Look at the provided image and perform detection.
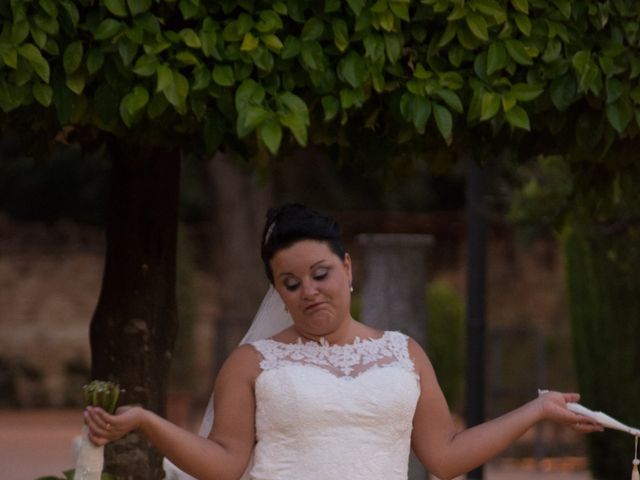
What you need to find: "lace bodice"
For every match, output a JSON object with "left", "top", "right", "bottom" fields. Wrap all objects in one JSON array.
[{"left": 249, "top": 331, "right": 421, "bottom": 480}]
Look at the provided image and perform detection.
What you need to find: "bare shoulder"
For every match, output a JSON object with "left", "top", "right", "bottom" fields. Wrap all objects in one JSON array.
[
  {"left": 216, "top": 343, "right": 263, "bottom": 384},
  {"left": 405, "top": 336, "right": 435, "bottom": 378}
]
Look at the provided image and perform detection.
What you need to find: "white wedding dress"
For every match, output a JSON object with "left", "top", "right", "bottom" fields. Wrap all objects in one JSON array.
[{"left": 247, "top": 330, "right": 420, "bottom": 480}]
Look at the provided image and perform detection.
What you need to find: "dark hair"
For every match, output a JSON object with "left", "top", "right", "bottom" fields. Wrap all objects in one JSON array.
[{"left": 261, "top": 203, "right": 345, "bottom": 284}]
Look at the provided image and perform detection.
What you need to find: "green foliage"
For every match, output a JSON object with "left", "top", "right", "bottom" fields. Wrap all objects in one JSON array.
[
  {"left": 425, "top": 281, "right": 465, "bottom": 411},
  {"left": 2, "top": 0, "right": 639, "bottom": 158}
]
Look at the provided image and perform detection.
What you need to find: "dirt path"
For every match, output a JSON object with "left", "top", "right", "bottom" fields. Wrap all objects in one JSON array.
[{"left": 0, "top": 409, "right": 591, "bottom": 480}]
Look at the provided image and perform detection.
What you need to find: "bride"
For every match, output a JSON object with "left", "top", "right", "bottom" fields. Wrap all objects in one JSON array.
[{"left": 83, "top": 204, "right": 603, "bottom": 480}]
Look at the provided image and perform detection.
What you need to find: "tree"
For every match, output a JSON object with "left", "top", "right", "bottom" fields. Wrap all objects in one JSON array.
[{"left": 2, "top": 0, "right": 640, "bottom": 477}]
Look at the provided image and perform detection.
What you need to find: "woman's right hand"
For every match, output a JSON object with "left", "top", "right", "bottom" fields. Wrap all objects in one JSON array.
[{"left": 84, "top": 405, "right": 145, "bottom": 446}]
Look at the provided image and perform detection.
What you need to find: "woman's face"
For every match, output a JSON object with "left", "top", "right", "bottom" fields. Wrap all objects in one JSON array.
[{"left": 270, "top": 240, "right": 352, "bottom": 337}]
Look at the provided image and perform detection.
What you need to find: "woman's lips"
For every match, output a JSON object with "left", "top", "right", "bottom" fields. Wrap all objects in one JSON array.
[{"left": 304, "top": 301, "right": 326, "bottom": 313}]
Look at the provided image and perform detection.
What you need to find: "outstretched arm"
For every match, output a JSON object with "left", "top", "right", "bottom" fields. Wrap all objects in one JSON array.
[
  {"left": 408, "top": 340, "right": 602, "bottom": 480},
  {"left": 84, "top": 344, "right": 261, "bottom": 480}
]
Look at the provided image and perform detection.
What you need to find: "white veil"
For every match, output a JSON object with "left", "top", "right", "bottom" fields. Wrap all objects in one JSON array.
[{"left": 164, "top": 286, "right": 293, "bottom": 480}]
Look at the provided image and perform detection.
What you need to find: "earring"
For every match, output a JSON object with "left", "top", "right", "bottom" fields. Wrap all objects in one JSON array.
[{"left": 349, "top": 284, "right": 354, "bottom": 293}]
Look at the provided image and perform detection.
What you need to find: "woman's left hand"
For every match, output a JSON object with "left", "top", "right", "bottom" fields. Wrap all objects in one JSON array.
[{"left": 536, "top": 391, "right": 604, "bottom": 434}]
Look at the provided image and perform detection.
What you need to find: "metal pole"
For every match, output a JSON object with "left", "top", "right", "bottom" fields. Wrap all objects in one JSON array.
[{"left": 465, "top": 156, "right": 487, "bottom": 479}]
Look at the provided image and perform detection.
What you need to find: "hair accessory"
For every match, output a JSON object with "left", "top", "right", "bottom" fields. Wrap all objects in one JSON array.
[{"left": 264, "top": 220, "right": 276, "bottom": 245}]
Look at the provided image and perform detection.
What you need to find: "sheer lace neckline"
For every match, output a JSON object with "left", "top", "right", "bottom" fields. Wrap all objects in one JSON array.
[
  {"left": 253, "top": 330, "right": 416, "bottom": 378},
  {"left": 270, "top": 330, "right": 390, "bottom": 348}
]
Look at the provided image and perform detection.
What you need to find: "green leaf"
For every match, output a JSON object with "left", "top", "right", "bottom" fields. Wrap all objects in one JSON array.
[
  {"left": 346, "top": 0, "right": 365, "bottom": 15},
  {"left": 471, "top": 0, "right": 505, "bottom": 18},
  {"left": 501, "top": 93, "right": 516, "bottom": 111},
  {"left": 104, "top": 0, "right": 128, "bottom": 17},
  {"left": 191, "top": 65, "right": 210, "bottom": 90},
  {"left": 132, "top": 53, "right": 157, "bottom": 76},
  {"left": 433, "top": 103, "right": 453, "bottom": 141},
  {"left": 412, "top": 96, "right": 432, "bottom": 133},
  {"left": 278, "top": 92, "right": 309, "bottom": 123},
  {"left": 279, "top": 112, "right": 307, "bottom": 145},
  {"left": 513, "top": 12, "right": 531, "bottom": 36},
  {"left": 238, "top": 105, "right": 269, "bottom": 137},
  {"left": 487, "top": 41, "right": 507, "bottom": 75},
  {"left": 510, "top": 0, "right": 528, "bottom": 14},
  {"left": 118, "top": 37, "right": 138, "bottom": 67},
  {"left": 321, "top": 95, "right": 339, "bottom": 121},
  {"left": 300, "top": 40, "right": 324, "bottom": 70},
  {"left": 606, "top": 77, "right": 624, "bottom": 104},
  {"left": 163, "top": 70, "right": 189, "bottom": 108},
  {"left": 38, "top": 0, "right": 58, "bottom": 17},
  {"left": 550, "top": 74, "right": 576, "bottom": 111},
  {"left": 212, "top": 65, "right": 235, "bottom": 87},
  {"left": 389, "top": 1, "right": 410, "bottom": 21},
  {"left": 33, "top": 82, "right": 53, "bottom": 106},
  {"left": 480, "top": 92, "right": 501, "bottom": 120},
  {"left": 571, "top": 50, "right": 590, "bottom": 74},
  {"left": 606, "top": 98, "right": 633, "bottom": 134},
  {"left": 127, "top": 0, "right": 152, "bottom": 16},
  {"left": 63, "top": 41, "right": 83, "bottom": 74},
  {"left": 156, "top": 64, "right": 173, "bottom": 92},
  {"left": 281, "top": 36, "right": 301, "bottom": 59},
  {"left": 504, "top": 105, "right": 530, "bottom": 130},
  {"left": 33, "top": 14, "right": 59, "bottom": 35},
  {"left": 86, "top": 49, "right": 104, "bottom": 75},
  {"left": 147, "top": 91, "right": 168, "bottom": 118},
  {"left": 505, "top": 39, "right": 532, "bottom": 65},
  {"left": 434, "top": 89, "right": 463, "bottom": 113},
  {"left": 180, "top": 28, "right": 202, "bottom": 48},
  {"left": 465, "top": 12, "right": 489, "bottom": 41},
  {"left": 338, "top": 51, "right": 367, "bottom": 88},
  {"left": 200, "top": 29, "right": 217, "bottom": 58},
  {"left": 510, "top": 83, "right": 543, "bottom": 101},
  {"left": 240, "top": 32, "right": 260, "bottom": 52},
  {"left": 120, "top": 85, "right": 150, "bottom": 126},
  {"left": 66, "top": 70, "right": 85, "bottom": 94},
  {"left": 262, "top": 34, "right": 284, "bottom": 52},
  {"left": 256, "top": 11, "right": 283, "bottom": 33},
  {"left": 364, "top": 34, "right": 385, "bottom": 62},
  {"left": 554, "top": 0, "right": 571, "bottom": 19},
  {"left": 60, "top": 0, "right": 80, "bottom": 27},
  {"left": 11, "top": 19, "right": 30, "bottom": 44},
  {"left": 438, "top": 22, "right": 458, "bottom": 47},
  {"left": 30, "top": 25, "right": 47, "bottom": 49},
  {"left": 378, "top": 10, "right": 395, "bottom": 32},
  {"left": 235, "top": 79, "right": 265, "bottom": 112},
  {"left": 0, "top": 47, "right": 18, "bottom": 69},
  {"left": 94, "top": 19, "right": 124, "bottom": 40},
  {"left": 259, "top": 120, "right": 282, "bottom": 154},
  {"left": 18, "top": 43, "right": 50, "bottom": 82},
  {"left": 251, "top": 46, "right": 274, "bottom": 72},
  {"left": 384, "top": 33, "right": 402, "bottom": 63},
  {"left": 332, "top": 19, "right": 349, "bottom": 52},
  {"left": 301, "top": 18, "right": 324, "bottom": 41}
]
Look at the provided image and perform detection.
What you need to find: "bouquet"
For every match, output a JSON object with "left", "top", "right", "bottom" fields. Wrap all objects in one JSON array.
[{"left": 74, "top": 380, "right": 121, "bottom": 480}]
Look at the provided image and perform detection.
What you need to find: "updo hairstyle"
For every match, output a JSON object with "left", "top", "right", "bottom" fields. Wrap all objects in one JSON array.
[{"left": 261, "top": 204, "right": 345, "bottom": 284}]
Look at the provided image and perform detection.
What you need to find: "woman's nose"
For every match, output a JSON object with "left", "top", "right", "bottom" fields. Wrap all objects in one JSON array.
[{"left": 301, "top": 280, "right": 318, "bottom": 298}]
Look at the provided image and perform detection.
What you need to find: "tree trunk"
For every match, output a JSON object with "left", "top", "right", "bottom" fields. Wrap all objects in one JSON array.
[
  {"left": 90, "top": 139, "right": 181, "bottom": 479},
  {"left": 565, "top": 227, "right": 640, "bottom": 479}
]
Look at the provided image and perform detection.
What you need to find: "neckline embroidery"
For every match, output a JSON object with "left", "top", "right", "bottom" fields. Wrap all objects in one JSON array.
[
  {"left": 268, "top": 330, "right": 391, "bottom": 349},
  {"left": 253, "top": 331, "right": 415, "bottom": 378}
]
